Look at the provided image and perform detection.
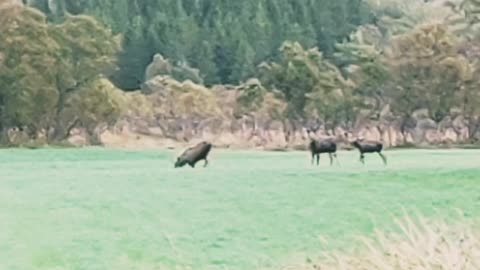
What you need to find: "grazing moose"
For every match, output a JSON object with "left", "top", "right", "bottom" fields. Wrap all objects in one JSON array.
[
  {"left": 174, "top": 141, "right": 212, "bottom": 168},
  {"left": 350, "top": 137, "right": 387, "bottom": 165},
  {"left": 307, "top": 129, "right": 339, "bottom": 166}
]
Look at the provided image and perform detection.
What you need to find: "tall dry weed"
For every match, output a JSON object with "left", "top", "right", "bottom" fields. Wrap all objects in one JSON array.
[{"left": 283, "top": 212, "right": 480, "bottom": 270}]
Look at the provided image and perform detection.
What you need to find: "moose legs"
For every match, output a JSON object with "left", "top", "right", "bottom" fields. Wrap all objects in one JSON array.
[
  {"left": 358, "top": 152, "right": 386, "bottom": 165},
  {"left": 359, "top": 153, "right": 365, "bottom": 164},
  {"left": 312, "top": 153, "right": 338, "bottom": 166},
  {"left": 378, "top": 152, "right": 387, "bottom": 165},
  {"left": 332, "top": 153, "right": 339, "bottom": 165},
  {"left": 311, "top": 153, "right": 320, "bottom": 166},
  {"left": 188, "top": 158, "right": 209, "bottom": 168}
]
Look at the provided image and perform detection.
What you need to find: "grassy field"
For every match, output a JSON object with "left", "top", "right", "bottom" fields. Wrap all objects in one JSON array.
[{"left": 0, "top": 148, "right": 479, "bottom": 270}]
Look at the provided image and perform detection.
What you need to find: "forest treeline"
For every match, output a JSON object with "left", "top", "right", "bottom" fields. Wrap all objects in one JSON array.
[
  {"left": 2, "top": 0, "right": 480, "bottom": 146},
  {"left": 23, "top": 0, "right": 375, "bottom": 88}
]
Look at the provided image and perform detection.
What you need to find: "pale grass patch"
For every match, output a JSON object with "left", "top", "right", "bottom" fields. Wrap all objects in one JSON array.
[{"left": 283, "top": 212, "right": 480, "bottom": 270}]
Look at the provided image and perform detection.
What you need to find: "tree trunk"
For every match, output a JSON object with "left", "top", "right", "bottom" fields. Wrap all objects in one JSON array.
[
  {"left": 282, "top": 119, "right": 290, "bottom": 143},
  {"left": 400, "top": 115, "right": 412, "bottom": 145},
  {"left": 86, "top": 128, "right": 103, "bottom": 146},
  {"left": 245, "top": 115, "right": 257, "bottom": 141},
  {"left": 26, "top": 124, "right": 39, "bottom": 140},
  {"left": 50, "top": 74, "right": 91, "bottom": 143},
  {"left": 51, "top": 90, "right": 68, "bottom": 142},
  {"left": 400, "top": 121, "right": 408, "bottom": 145},
  {"left": 467, "top": 116, "right": 480, "bottom": 142},
  {"left": 0, "top": 127, "right": 10, "bottom": 147},
  {"left": 378, "top": 126, "right": 385, "bottom": 144}
]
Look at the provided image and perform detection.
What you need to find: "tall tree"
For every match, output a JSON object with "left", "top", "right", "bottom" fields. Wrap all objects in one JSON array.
[
  {"left": 259, "top": 41, "right": 350, "bottom": 128},
  {"left": 385, "top": 23, "right": 469, "bottom": 139},
  {"left": 0, "top": 4, "right": 121, "bottom": 143}
]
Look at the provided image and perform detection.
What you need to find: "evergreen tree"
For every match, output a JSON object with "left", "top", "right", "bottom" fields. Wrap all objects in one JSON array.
[{"left": 24, "top": 0, "right": 375, "bottom": 87}]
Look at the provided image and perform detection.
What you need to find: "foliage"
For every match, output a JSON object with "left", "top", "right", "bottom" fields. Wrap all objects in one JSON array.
[
  {"left": 0, "top": 4, "right": 120, "bottom": 144},
  {"left": 444, "top": 0, "right": 480, "bottom": 38},
  {"left": 334, "top": 25, "right": 390, "bottom": 122},
  {"left": 367, "top": 0, "right": 456, "bottom": 35},
  {"left": 65, "top": 79, "right": 124, "bottom": 144},
  {"left": 0, "top": 6, "right": 60, "bottom": 139},
  {"left": 121, "top": 91, "right": 155, "bottom": 121},
  {"left": 4, "top": 0, "right": 480, "bottom": 144},
  {"left": 386, "top": 23, "right": 468, "bottom": 123},
  {"left": 153, "top": 77, "right": 221, "bottom": 119},
  {"left": 24, "top": 0, "right": 375, "bottom": 87},
  {"left": 144, "top": 53, "right": 203, "bottom": 84},
  {"left": 234, "top": 78, "right": 287, "bottom": 128},
  {"left": 457, "top": 36, "right": 480, "bottom": 140},
  {"left": 234, "top": 78, "right": 268, "bottom": 118},
  {"left": 259, "top": 41, "right": 351, "bottom": 128},
  {"left": 257, "top": 92, "right": 287, "bottom": 123},
  {"left": 135, "top": 76, "right": 223, "bottom": 140}
]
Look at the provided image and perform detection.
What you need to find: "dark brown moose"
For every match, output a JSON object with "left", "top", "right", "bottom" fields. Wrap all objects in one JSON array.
[{"left": 174, "top": 141, "right": 213, "bottom": 168}]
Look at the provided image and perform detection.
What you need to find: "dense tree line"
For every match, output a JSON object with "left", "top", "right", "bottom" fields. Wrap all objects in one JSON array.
[
  {"left": 246, "top": 0, "right": 480, "bottom": 142},
  {"left": 22, "top": 0, "right": 375, "bottom": 88},
  {"left": 3, "top": 0, "right": 480, "bottom": 147}
]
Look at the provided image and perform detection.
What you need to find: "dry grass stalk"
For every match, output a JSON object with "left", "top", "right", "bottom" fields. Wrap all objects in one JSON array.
[{"left": 290, "top": 213, "right": 480, "bottom": 270}]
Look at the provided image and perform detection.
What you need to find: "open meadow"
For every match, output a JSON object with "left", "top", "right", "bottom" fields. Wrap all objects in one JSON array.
[{"left": 0, "top": 148, "right": 479, "bottom": 270}]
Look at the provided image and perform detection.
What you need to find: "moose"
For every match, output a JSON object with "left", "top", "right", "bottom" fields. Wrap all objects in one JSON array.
[
  {"left": 349, "top": 137, "right": 387, "bottom": 165},
  {"left": 174, "top": 141, "right": 212, "bottom": 168},
  {"left": 307, "top": 128, "right": 339, "bottom": 166}
]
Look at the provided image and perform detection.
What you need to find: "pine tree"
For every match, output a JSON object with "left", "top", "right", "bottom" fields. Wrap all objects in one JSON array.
[{"left": 23, "top": 0, "right": 376, "bottom": 86}]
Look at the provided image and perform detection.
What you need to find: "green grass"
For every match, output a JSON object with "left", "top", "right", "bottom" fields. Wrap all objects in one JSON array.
[{"left": 0, "top": 148, "right": 479, "bottom": 270}]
